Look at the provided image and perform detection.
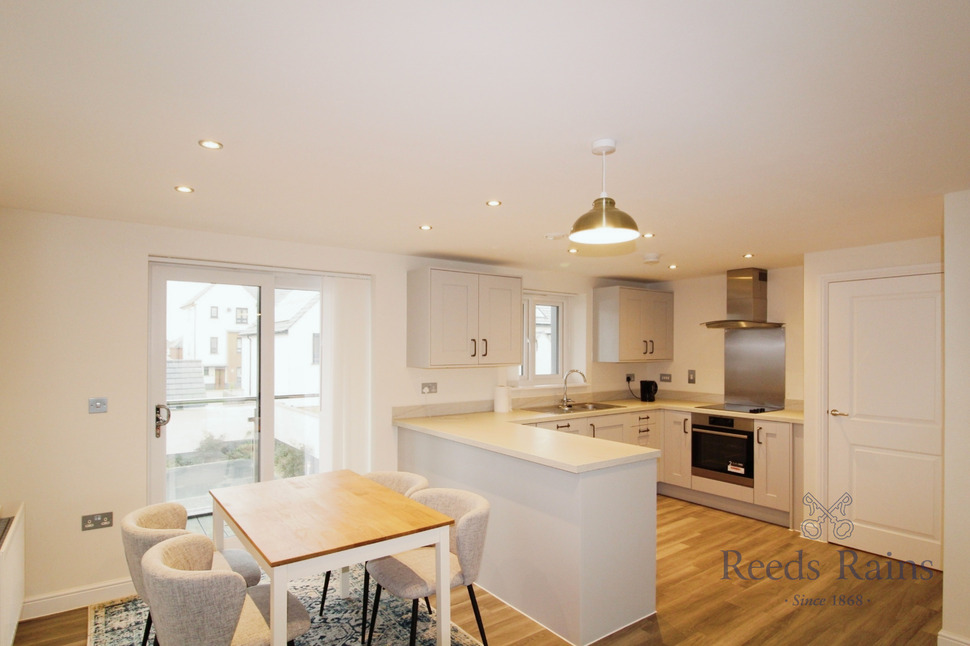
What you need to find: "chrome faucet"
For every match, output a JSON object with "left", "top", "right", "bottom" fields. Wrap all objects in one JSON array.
[{"left": 561, "top": 369, "right": 588, "bottom": 406}]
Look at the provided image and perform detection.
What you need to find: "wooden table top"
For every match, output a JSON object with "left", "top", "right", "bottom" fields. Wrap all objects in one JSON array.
[{"left": 210, "top": 470, "right": 454, "bottom": 567}]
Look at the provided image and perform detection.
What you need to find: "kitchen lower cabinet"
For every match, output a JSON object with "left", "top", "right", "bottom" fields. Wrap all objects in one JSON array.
[
  {"left": 753, "top": 421, "right": 791, "bottom": 511},
  {"left": 589, "top": 413, "right": 632, "bottom": 443},
  {"left": 536, "top": 417, "right": 589, "bottom": 435},
  {"left": 662, "top": 411, "right": 691, "bottom": 487},
  {"left": 632, "top": 411, "right": 663, "bottom": 475}
]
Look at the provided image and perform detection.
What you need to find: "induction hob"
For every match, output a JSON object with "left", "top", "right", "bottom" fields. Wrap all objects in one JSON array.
[{"left": 697, "top": 403, "right": 782, "bottom": 414}]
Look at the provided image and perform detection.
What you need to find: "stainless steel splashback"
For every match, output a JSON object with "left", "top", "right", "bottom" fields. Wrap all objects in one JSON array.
[{"left": 724, "top": 327, "right": 785, "bottom": 410}]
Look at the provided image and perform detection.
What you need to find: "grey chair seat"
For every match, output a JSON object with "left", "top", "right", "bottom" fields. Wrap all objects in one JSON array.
[{"left": 366, "top": 548, "right": 463, "bottom": 599}]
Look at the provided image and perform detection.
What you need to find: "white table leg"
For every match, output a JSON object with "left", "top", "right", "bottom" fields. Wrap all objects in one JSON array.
[
  {"left": 435, "top": 526, "right": 451, "bottom": 645},
  {"left": 340, "top": 565, "right": 350, "bottom": 598},
  {"left": 212, "top": 506, "right": 225, "bottom": 551},
  {"left": 271, "top": 565, "right": 288, "bottom": 646}
]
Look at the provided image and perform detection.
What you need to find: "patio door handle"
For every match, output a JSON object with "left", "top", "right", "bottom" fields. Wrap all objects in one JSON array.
[{"left": 155, "top": 404, "right": 171, "bottom": 438}]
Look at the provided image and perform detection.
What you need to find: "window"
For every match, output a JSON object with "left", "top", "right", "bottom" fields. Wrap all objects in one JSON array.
[
  {"left": 210, "top": 336, "right": 218, "bottom": 354},
  {"left": 236, "top": 307, "right": 248, "bottom": 324},
  {"left": 210, "top": 306, "right": 219, "bottom": 318},
  {"left": 520, "top": 294, "right": 565, "bottom": 385}
]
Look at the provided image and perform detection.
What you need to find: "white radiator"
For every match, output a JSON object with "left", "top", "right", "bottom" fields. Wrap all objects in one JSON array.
[{"left": 0, "top": 504, "right": 25, "bottom": 646}]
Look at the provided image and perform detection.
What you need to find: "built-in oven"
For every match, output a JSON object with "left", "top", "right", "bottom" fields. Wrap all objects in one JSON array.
[{"left": 690, "top": 412, "right": 754, "bottom": 488}]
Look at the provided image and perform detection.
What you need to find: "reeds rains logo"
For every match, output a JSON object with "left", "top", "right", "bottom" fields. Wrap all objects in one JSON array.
[{"left": 800, "top": 492, "right": 854, "bottom": 540}]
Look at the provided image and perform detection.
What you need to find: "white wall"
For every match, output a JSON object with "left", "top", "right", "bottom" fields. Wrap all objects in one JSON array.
[
  {"left": 0, "top": 207, "right": 810, "bottom": 616},
  {"left": 941, "top": 191, "right": 970, "bottom": 645}
]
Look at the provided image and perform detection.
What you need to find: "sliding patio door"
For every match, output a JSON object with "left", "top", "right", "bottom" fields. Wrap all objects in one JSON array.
[{"left": 148, "top": 262, "right": 372, "bottom": 514}]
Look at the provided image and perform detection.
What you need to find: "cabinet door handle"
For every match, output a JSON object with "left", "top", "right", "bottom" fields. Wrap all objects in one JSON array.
[
  {"left": 482, "top": 338, "right": 488, "bottom": 357},
  {"left": 590, "top": 423, "right": 596, "bottom": 437},
  {"left": 757, "top": 426, "right": 763, "bottom": 444},
  {"left": 470, "top": 339, "right": 477, "bottom": 357},
  {"left": 683, "top": 418, "right": 689, "bottom": 434},
  {"left": 639, "top": 415, "right": 650, "bottom": 421},
  {"left": 556, "top": 423, "right": 570, "bottom": 430},
  {"left": 649, "top": 340, "right": 655, "bottom": 354},
  {"left": 643, "top": 340, "right": 649, "bottom": 355}
]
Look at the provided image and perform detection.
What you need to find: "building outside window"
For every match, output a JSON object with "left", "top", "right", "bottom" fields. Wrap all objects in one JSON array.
[
  {"left": 236, "top": 307, "right": 248, "bottom": 324},
  {"left": 210, "top": 306, "right": 219, "bottom": 318}
]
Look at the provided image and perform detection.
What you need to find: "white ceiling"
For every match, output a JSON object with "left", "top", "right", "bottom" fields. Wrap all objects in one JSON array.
[{"left": 2, "top": 1, "right": 968, "bottom": 280}]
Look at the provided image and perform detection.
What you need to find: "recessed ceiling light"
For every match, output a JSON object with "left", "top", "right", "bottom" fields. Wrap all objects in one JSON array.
[
  {"left": 419, "top": 225, "right": 432, "bottom": 231},
  {"left": 668, "top": 264, "right": 677, "bottom": 269},
  {"left": 642, "top": 233, "right": 655, "bottom": 238},
  {"left": 568, "top": 248, "right": 578, "bottom": 254},
  {"left": 198, "top": 140, "right": 223, "bottom": 150},
  {"left": 743, "top": 253, "right": 754, "bottom": 258},
  {"left": 174, "top": 185, "right": 194, "bottom": 193},
  {"left": 486, "top": 200, "right": 502, "bottom": 207}
]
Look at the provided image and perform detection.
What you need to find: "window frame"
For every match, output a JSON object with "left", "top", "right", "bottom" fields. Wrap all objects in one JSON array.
[{"left": 520, "top": 293, "right": 566, "bottom": 387}]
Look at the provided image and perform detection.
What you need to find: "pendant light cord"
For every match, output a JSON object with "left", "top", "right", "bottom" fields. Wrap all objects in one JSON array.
[{"left": 600, "top": 151, "right": 608, "bottom": 198}]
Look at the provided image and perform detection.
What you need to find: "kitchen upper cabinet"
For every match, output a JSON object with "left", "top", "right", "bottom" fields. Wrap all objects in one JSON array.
[
  {"left": 407, "top": 268, "right": 523, "bottom": 367},
  {"left": 594, "top": 286, "right": 673, "bottom": 362},
  {"left": 753, "top": 421, "right": 791, "bottom": 512},
  {"left": 662, "top": 411, "right": 691, "bottom": 487}
]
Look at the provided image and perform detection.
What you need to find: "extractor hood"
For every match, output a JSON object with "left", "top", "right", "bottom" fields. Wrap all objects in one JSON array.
[{"left": 703, "top": 268, "right": 784, "bottom": 329}]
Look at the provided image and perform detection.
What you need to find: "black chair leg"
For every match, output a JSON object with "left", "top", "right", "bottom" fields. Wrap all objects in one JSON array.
[
  {"left": 319, "top": 570, "right": 332, "bottom": 617},
  {"left": 409, "top": 598, "right": 420, "bottom": 646},
  {"left": 361, "top": 568, "right": 370, "bottom": 644},
  {"left": 142, "top": 613, "right": 152, "bottom": 646},
  {"left": 468, "top": 585, "right": 488, "bottom": 646},
  {"left": 366, "top": 584, "right": 382, "bottom": 646},
  {"left": 424, "top": 597, "right": 432, "bottom": 613}
]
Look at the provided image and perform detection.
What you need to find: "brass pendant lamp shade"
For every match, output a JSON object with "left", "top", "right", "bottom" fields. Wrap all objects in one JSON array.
[{"left": 569, "top": 139, "right": 640, "bottom": 244}]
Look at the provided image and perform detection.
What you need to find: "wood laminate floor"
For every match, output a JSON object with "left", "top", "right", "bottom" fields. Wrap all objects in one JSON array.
[{"left": 14, "top": 496, "right": 942, "bottom": 645}]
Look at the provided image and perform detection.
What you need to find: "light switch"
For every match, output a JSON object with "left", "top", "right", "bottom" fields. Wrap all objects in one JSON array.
[{"left": 88, "top": 397, "right": 108, "bottom": 414}]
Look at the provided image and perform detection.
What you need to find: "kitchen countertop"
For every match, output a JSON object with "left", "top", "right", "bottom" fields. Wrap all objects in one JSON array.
[{"left": 394, "top": 399, "right": 803, "bottom": 474}]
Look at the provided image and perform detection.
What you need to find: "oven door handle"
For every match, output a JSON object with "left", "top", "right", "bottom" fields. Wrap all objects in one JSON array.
[{"left": 692, "top": 427, "right": 749, "bottom": 440}]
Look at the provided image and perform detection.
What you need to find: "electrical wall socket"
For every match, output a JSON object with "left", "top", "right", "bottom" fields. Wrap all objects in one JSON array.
[
  {"left": 82, "top": 512, "right": 113, "bottom": 531},
  {"left": 659, "top": 374, "right": 672, "bottom": 382},
  {"left": 625, "top": 373, "right": 635, "bottom": 382},
  {"left": 688, "top": 370, "right": 696, "bottom": 384},
  {"left": 421, "top": 382, "right": 437, "bottom": 394}
]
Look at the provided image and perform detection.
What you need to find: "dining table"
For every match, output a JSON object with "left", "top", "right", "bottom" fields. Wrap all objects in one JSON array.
[{"left": 210, "top": 470, "right": 455, "bottom": 645}]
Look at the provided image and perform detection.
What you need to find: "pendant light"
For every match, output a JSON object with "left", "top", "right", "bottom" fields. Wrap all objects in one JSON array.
[{"left": 569, "top": 139, "right": 640, "bottom": 244}]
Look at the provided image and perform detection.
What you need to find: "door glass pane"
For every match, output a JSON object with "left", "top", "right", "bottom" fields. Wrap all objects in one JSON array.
[
  {"left": 273, "top": 287, "right": 322, "bottom": 478},
  {"left": 534, "top": 304, "right": 559, "bottom": 375},
  {"left": 165, "top": 281, "right": 259, "bottom": 515}
]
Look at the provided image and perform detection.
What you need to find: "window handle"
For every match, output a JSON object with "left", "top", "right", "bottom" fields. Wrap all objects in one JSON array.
[{"left": 155, "top": 404, "right": 171, "bottom": 438}]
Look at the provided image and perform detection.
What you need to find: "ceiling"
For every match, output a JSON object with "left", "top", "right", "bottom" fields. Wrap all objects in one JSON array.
[{"left": 2, "top": 1, "right": 968, "bottom": 280}]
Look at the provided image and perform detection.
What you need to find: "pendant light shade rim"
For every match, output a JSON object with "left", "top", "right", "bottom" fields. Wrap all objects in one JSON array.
[{"left": 568, "top": 196, "right": 641, "bottom": 244}]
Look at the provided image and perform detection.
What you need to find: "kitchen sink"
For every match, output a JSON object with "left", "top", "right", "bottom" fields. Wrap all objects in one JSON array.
[{"left": 521, "top": 402, "right": 625, "bottom": 415}]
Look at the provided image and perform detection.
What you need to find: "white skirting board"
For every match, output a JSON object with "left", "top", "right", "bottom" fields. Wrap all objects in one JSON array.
[{"left": 0, "top": 504, "right": 25, "bottom": 646}]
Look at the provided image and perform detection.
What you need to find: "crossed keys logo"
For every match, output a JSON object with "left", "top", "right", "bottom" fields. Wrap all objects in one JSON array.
[{"left": 801, "top": 492, "right": 854, "bottom": 540}]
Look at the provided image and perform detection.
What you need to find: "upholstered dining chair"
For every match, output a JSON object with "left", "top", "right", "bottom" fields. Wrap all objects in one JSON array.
[
  {"left": 141, "top": 533, "right": 311, "bottom": 646},
  {"left": 364, "top": 488, "right": 490, "bottom": 646},
  {"left": 121, "top": 502, "right": 262, "bottom": 646},
  {"left": 318, "top": 470, "right": 430, "bottom": 642}
]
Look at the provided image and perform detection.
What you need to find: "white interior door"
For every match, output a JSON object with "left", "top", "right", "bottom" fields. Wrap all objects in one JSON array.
[{"left": 826, "top": 272, "right": 942, "bottom": 568}]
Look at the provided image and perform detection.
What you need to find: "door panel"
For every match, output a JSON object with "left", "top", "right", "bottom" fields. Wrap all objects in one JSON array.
[
  {"left": 150, "top": 266, "right": 270, "bottom": 514},
  {"left": 478, "top": 274, "right": 522, "bottom": 365},
  {"left": 429, "top": 270, "right": 479, "bottom": 365},
  {"left": 826, "top": 273, "right": 942, "bottom": 567}
]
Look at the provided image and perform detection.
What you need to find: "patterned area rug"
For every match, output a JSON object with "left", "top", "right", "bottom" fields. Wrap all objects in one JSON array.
[{"left": 88, "top": 565, "right": 481, "bottom": 645}]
